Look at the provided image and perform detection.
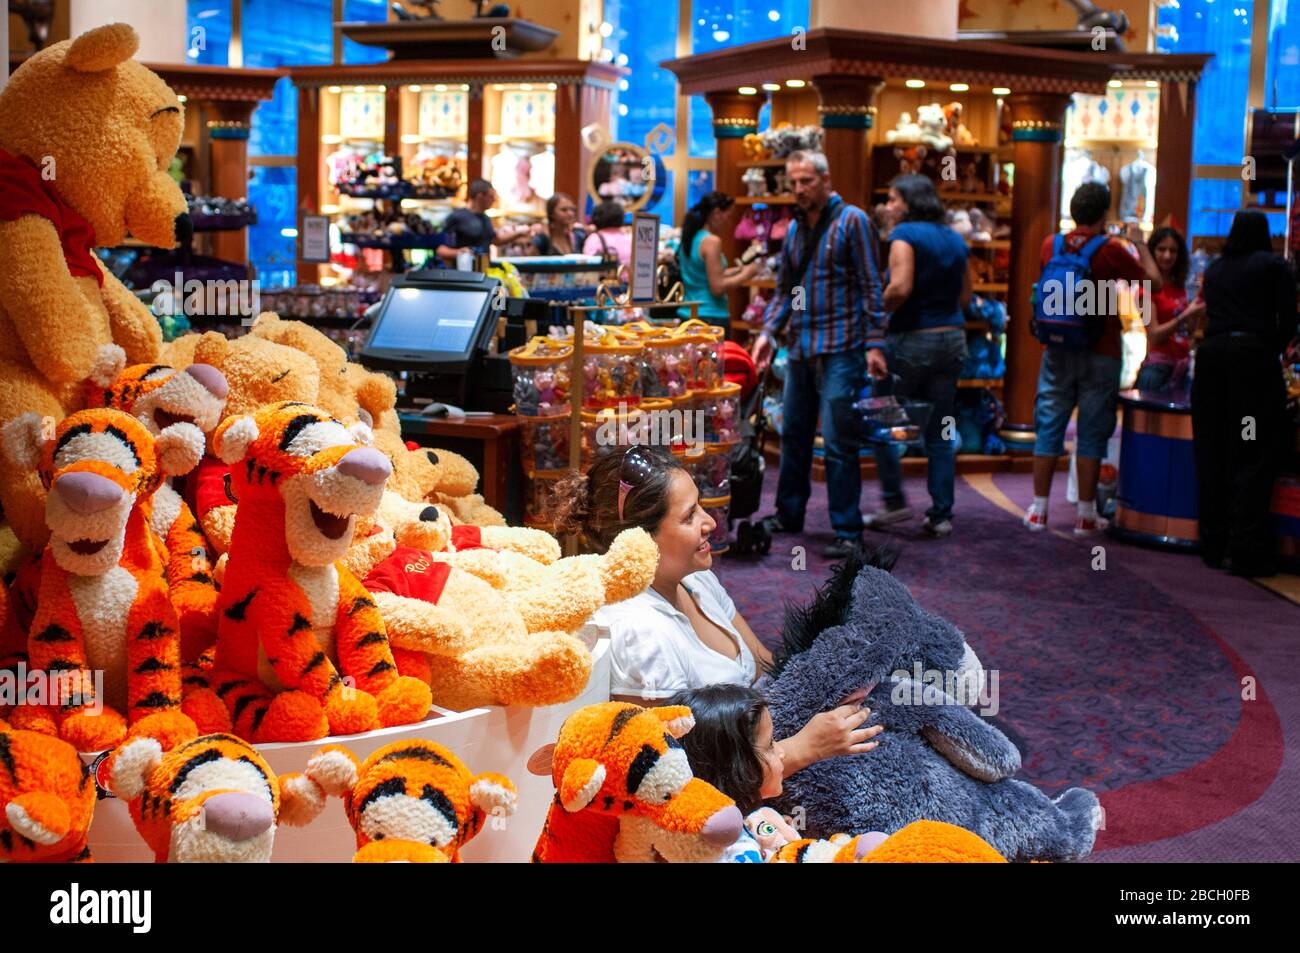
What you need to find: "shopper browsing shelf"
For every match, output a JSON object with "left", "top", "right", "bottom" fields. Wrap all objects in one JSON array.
[
  {"left": 676, "top": 190, "right": 759, "bottom": 328},
  {"left": 581, "top": 199, "right": 633, "bottom": 266},
  {"left": 1024, "top": 182, "right": 1162, "bottom": 536},
  {"left": 749, "top": 150, "right": 888, "bottom": 560},
  {"left": 531, "top": 192, "right": 586, "bottom": 256},
  {"left": 1135, "top": 226, "right": 1205, "bottom": 393},
  {"left": 865, "top": 174, "right": 973, "bottom": 539},
  {"left": 550, "top": 447, "right": 883, "bottom": 775},
  {"left": 1192, "top": 210, "right": 1298, "bottom": 577},
  {"left": 435, "top": 178, "right": 529, "bottom": 265}
]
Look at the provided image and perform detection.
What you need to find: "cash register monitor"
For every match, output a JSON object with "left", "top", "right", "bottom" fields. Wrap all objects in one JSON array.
[{"left": 360, "top": 271, "right": 499, "bottom": 372}]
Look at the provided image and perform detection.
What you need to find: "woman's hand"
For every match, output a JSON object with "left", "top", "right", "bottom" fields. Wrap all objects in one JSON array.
[{"left": 778, "top": 688, "right": 884, "bottom": 777}]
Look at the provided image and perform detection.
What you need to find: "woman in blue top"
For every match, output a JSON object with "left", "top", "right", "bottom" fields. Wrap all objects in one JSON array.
[
  {"left": 676, "top": 191, "right": 758, "bottom": 326},
  {"left": 865, "top": 174, "right": 972, "bottom": 538}
]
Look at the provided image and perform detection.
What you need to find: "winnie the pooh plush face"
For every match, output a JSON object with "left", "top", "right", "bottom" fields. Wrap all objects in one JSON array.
[{"left": 0, "top": 23, "right": 189, "bottom": 249}]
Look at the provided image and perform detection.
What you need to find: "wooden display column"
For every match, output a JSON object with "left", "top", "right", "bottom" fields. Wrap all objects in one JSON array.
[
  {"left": 705, "top": 90, "right": 765, "bottom": 320},
  {"left": 811, "top": 74, "right": 884, "bottom": 211},
  {"left": 1001, "top": 92, "right": 1072, "bottom": 450},
  {"left": 207, "top": 101, "right": 257, "bottom": 266},
  {"left": 1153, "top": 78, "right": 1197, "bottom": 231}
]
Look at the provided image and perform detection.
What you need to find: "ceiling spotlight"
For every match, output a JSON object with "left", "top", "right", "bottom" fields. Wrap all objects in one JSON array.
[
  {"left": 762, "top": 83, "right": 781, "bottom": 91},
  {"left": 992, "top": 87, "right": 1011, "bottom": 96},
  {"left": 785, "top": 79, "right": 806, "bottom": 88},
  {"left": 905, "top": 79, "right": 926, "bottom": 89},
  {"left": 949, "top": 83, "right": 969, "bottom": 92},
  {"left": 738, "top": 86, "right": 757, "bottom": 95}
]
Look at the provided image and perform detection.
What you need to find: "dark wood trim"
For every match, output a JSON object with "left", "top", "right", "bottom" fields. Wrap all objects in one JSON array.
[{"left": 661, "top": 28, "right": 1210, "bottom": 97}]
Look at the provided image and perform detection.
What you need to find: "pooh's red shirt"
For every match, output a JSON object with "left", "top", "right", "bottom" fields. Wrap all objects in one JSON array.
[
  {"left": 364, "top": 546, "right": 454, "bottom": 604},
  {"left": 0, "top": 147, "right": 103, "bottom": 286}
]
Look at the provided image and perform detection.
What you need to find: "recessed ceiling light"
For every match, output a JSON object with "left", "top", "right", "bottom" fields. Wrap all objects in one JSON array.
[
  {"left": 328, "top": 85, "right": 341, "bottom": 94},
  {"left": 785, "top": 79, "right": 806, "bottom": 88},
  {"left": 1108, "top": 79, "right": 1123, "bottom": 88},
  {"left": 410, "top": 85, "right": 422, "bottom": 92},
  {"left": 949, "top": 83, "right": 969, "bottom": 92},
  {"left": 992, "top": 87, "right": 1011, "bottom": 96},
  {"left": 905, "top": 79, "right": 926, "bottom": 89},
  {"left": 762, "top": 83, "right": 781, "bottom": 91},
  {"left": 1146, "top": 80, "right": 1159, "bottom": 88},
  {"left": 738, "top": 86, "right": 757, "bottom": 95}
]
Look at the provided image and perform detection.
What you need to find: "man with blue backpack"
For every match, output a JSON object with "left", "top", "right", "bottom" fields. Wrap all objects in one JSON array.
[{"left": 1024, "top": 182, "right": 1162, "bottom": 536}]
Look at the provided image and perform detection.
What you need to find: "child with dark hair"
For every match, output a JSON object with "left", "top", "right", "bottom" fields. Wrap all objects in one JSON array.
[{"left": 667, "top": 684, "right": 785, "bottom": 862}]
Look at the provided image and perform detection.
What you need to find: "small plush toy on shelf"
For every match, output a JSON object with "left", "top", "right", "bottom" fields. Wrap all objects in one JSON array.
[
  {"left": 300, "top": 739, "right": 517, "bottom": 862},
  {"left": 533, "top": 702, "right": 744, "bottom": 863},
  {"left": 107, "top": 721, "right": 333, "bottom": 863}
]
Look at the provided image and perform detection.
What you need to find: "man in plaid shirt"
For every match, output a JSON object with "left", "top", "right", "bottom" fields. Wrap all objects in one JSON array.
[{"left": 751, "top": 150, "right": 887, "bottom": 559}]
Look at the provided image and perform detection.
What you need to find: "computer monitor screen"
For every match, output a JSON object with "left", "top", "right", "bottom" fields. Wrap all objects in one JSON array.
[{"left": 368, "top": 286, "right": 489, "bottom": 355}]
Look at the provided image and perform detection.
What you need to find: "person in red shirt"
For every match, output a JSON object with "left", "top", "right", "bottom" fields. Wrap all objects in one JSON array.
[
  {"left": 1135, "top": 226, "right": 1206, "bottom": 392},
  {"left": 1024, "top": 183, "right": 1162, "bottom": 536}
]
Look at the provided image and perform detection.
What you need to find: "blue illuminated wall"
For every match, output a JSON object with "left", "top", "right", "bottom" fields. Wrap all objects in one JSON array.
[{"left": 1157, "top": 0, "right": 1294, "bottom": 238}]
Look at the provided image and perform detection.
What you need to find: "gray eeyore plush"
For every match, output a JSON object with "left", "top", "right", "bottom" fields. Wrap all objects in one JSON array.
[{"left": 763, "top": 547, "right": 1102, "bottom": 862}]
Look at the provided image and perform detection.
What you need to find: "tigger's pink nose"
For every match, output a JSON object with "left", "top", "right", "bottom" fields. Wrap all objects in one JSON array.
[
  {"left": 336, "top": 447, "right": 391, "bottom": 486},
  {"left": 54, "top": 471, "right": 124, "bottom": 514},
  {"left": 185, "top": 363, "right": 229, "bottom": 400},
  {"left": 200, "top": 792, "right": 274, "bottom": 842},
  {"left": 701, "top": 805, "right": 744, "bottom": 847}
]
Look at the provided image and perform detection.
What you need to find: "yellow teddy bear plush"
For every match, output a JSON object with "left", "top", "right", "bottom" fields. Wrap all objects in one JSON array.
[
  {"left": 343, "top": 492, "right": 655, "bottom": 711},
  {"left": 0, "top": 23, "right": 189, "bottom": 550}
]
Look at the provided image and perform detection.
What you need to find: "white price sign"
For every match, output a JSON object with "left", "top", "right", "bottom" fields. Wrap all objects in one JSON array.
[
  {"left": 300, "top": 214, "right": 331, "bottom": 263},
  {"left": 629, "top": 211, "right": 660, "bottom": 303}
]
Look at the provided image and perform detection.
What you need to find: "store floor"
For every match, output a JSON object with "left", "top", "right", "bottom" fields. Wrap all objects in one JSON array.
[{"left": 712, "top": 471, "right": 1300, "bottom": 862}]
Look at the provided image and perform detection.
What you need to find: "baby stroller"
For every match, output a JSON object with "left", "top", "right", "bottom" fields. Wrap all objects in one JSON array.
[{"left": 724, "top": 342, "right": 773, "bottom": 556}]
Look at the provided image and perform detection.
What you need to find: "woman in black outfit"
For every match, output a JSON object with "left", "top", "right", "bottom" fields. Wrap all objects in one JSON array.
[{"left": 1192, "top": 210, "right": 1298, "bottom": 576}]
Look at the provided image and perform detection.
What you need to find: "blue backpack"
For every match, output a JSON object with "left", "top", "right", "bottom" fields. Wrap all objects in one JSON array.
[{"left": 1031, "top": 233, "right": 1110, "bottom": 349}]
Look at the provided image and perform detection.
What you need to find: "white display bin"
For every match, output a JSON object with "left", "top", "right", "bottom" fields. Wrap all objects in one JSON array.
[{"left": 83, "top": 640, "right": 610, "bottom": 863}]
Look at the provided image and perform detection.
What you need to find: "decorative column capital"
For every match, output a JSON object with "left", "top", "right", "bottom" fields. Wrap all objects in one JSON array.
[
  {"left": 704, "top": 90, "right": 765, "bottom": 140},
  {"left": 207, "top": 120, "right": 251, "bottom": 140},
  {"left": 1005, "top": 92, "right": 1072, "bottom": 144},
  {"left": 811, "top": 75, "right": 883, "bottom": 131}
]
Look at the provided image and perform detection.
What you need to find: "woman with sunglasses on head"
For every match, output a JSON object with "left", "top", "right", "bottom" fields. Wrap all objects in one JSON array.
[{"left": 549, "top": 445, "right": 883, "bottom": 779}]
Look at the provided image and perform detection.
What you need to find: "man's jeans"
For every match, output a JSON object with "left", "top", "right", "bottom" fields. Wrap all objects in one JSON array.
[
  {"left": 776, "top": 350, "right": 865, "bottom": 538},
  {"left": 871, "top": 329, "right": 967, "bottom": 522}
]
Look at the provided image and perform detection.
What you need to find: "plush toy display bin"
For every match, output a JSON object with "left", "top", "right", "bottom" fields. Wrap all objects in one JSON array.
[{"left": 82, "top": 641, "right": 611, "bottom": 863}]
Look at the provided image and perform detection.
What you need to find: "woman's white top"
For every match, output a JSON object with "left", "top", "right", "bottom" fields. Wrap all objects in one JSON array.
[{"left": 582, "top": 570, "right": 757, "bottom": 700}]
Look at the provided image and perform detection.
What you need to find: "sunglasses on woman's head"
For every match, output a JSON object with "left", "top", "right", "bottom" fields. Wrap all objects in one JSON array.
[{"left": 617, "top": 445, "right": 657, "bottom": 522}]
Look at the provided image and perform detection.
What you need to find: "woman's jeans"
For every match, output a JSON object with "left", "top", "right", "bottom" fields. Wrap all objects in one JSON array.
[
  {"left": 1135, "top": 361, "right": 1174, "bottom": 392},
  {"left": 775, "top": 350, "right": 866, "bottom": 538},
  {"left": 871, "top": 329, "right": 967, "bottom": 522}
]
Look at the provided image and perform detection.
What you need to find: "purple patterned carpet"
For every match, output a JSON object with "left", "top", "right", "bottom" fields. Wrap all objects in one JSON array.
[{"left": 712, "top": 469, "right": 1299, "bottom": 861}]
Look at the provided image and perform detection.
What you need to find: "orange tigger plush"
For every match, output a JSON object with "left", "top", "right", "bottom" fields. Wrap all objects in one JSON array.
[
  {"left": 0, "top": 408, "right": 204, "bottom": 751},
  {"left": 0, "top": 722, "right": 96, "bottom": 862},
  {"left": 201, "top": 401, "right": 432, "bottom": 742},
  {"left": 106, "top": 718, "right": 332, "bottom": 862},
  {"left": 532, "top": 702, "right": 744, "bottom": 863},
  {"left": 86, "top": 359, "right": 229, "bottom": 662},
  {"left": 301, "top": 738, "right": 517, "bottom": 862}
]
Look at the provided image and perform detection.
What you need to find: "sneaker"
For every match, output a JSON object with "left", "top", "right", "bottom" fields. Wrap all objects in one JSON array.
[
  {"left": 823, "top": 536, "right": 861, "bottom": 560},
  {"left": 760, "top": 512, "right": 801, "bottom": 534},
  {"left": 1022, "top": 508, "right": 1049, "bottom": 532},
  {"left": 862, "top": 505, "right": 913, "bottom": 530},
  {"left": 1073, "top": 515, "right": 1109, "bottom": 537},
  {"left": 921, "top": 517, "right": 953, "bottom": 538}
]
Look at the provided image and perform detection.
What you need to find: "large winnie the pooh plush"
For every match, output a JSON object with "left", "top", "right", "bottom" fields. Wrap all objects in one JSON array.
[{"left": 0, "top": 23, "right": 190, "bottom": 549}]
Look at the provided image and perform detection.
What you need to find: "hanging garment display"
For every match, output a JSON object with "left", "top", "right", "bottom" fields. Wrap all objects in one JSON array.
[{"left": 1118, "top": 153, "right": 1156, "bottom": 223}]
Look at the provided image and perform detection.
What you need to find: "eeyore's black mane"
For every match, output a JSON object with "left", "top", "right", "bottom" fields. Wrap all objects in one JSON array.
[{"left": 769, "top": 542, "right": 899, "bottom": 678}]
